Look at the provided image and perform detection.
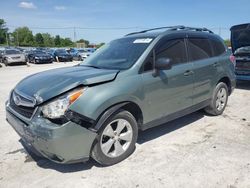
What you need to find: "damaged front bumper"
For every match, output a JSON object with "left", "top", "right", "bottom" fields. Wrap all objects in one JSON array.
[{"left": 6, "top": 105, "right": 97, "bottom": 164}]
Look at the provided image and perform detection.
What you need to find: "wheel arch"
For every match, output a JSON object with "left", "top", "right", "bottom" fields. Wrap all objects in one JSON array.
[
  {"left": 217, "top": 76, "right": 232, "bottom": 95},
  {"left": 92, "top": 101, "right": 143, "bottom": 132}
]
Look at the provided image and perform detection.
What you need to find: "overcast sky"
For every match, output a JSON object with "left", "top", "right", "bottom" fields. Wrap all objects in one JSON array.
[{"left": 1, "top": 0, "right": 250, "bottom": 43}]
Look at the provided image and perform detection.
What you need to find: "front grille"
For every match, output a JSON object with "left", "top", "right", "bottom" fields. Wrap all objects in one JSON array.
[
  {"left": 236, "top": 61, "right": 250, "bottom": 70},
  {"left": 9, "top": 92, "right": 36, "bottom": 119}
]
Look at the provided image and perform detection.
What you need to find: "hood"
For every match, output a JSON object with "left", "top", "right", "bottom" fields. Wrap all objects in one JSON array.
[
  {"left": 15, "top": 66, "right": 119, "bottom": 104},
  {"left": 231, "top": 23, "right": 250, "bottom": 54},
  {"left": 5, "top": 54, "right": 24, "bottom": 58},
  {"left": 34, "top": 53, "right": 51, "bottom": 58}
]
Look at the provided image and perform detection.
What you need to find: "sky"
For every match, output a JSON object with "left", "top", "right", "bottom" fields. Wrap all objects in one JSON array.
[{"left": 0, "top": 0, "right": 250, "bottom": 44}]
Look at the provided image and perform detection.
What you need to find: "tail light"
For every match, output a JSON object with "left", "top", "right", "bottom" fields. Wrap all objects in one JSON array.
[{"left": 230, "top": 54, "right": 236, "bottom": 66}]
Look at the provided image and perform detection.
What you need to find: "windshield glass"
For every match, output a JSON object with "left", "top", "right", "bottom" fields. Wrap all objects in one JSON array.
[
  {"left": 56, "top": 49, "right": 68, "bottom": 54},
  {"left": 80, "top": 37, "right": 154, "bottom": 70},
  {"left": 33, "top": 50, "right": 46, "bottom": 54},
  {"left": 5, "top": 50, "right": 21, "bottom": 55}
]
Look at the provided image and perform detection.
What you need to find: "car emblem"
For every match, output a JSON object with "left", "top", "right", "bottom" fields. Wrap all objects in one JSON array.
[{"left": 13, "top": 94, "right": 21, "bottom": 106}]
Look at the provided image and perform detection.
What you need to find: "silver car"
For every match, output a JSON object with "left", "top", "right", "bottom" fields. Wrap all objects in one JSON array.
[{"left": 2, "top": 49, "right": 26, "bottom": 65}]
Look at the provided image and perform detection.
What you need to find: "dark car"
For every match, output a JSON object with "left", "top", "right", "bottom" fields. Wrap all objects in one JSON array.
[
  {"left": 231, "top": 23, "right": 250, "bottom": 81},
  {"left": 66, "top": 48, "right": 82, "bottom": 61},
  {"left": 27, "top": 50, "right": 53, "bottom": 64},
  {"left": 6, "top": 26, "right": 236, "bottom": 165},
  {"left": 53, "top": 49, "right": 73, "bottom": 62}
]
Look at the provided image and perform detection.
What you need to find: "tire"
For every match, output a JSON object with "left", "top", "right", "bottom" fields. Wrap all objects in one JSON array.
[
  {"left": 3, "top": 59, "right": 8, "bottom": 66},
  {"left": 204, "top": 82, "right": 229, "bottom": 116},
  {"left": 91, "top": 109, "right": 138, "bottom": 166}
]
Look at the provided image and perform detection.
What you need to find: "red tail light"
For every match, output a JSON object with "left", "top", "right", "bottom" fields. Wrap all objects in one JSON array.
[{"left": 230, "top": 54, "right": 236, "bottom": 66}]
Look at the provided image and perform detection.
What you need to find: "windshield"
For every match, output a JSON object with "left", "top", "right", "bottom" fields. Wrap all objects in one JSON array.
[
  {"left": 5, "top": 50, "right": 21, "bottom": 55},
  {"left": 56, "top": 49, "right": 68, "bottom": 54},
  {"left": 80, "top": 37, "right": 154, "bottom": 70},
  {"left": 33, "top": 50, "right": 46, "bottom": 54}
]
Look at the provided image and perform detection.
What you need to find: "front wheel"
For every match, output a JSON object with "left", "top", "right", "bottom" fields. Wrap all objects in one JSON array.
[
  {"left": 91, "top": 110, "right": 138, "bottom": 166},
  {"left": 204, "top": 82, "right": 229, "bottom": 116}
]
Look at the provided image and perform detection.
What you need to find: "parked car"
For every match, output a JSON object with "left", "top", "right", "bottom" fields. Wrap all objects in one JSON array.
[
  {"left": 27, "top": 50, "right": 53, "bottom": 64},
  {"left": 2, "top": 49, "right": 26, "bottom": 66},
  {"left": 231, "top": 23, "right": 250, "bottom": 81},
  {"left": 66, "top": 48, "right": 82, "bottom": 61},
  {"left": 78, "top": 48, "right": 95, "bottom": 60},
  {"left": 53, "top": 49, "right": 73, "bottom": 62},
  {"left": 6, "top": 26, "right": 236, "bottom": 166}
]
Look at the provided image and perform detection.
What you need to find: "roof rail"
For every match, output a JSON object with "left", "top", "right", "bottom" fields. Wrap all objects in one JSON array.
[{"left": 125, "top": 26, "right": 213, "bottom": 36}]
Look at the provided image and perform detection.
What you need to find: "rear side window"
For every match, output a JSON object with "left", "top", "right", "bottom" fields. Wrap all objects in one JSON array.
[
  {"left": 211, "top": 39, "right": 226, "bottom": 56},
  {"left": 188, "top": 38, "right": 213, "bottom": 61}
]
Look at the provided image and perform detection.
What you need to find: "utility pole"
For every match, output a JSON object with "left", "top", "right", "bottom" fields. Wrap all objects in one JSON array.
[
  {"left": 5, "top": 32, "right": 9, "bottom": 46},
  {"left": 73, "top": 27, "right": 76, "bottom": 42}
]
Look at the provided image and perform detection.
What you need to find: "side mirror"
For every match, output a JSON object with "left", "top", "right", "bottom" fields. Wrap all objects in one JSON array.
[{"left": 155, "top": 58, "right": 172, "bottom": 70}]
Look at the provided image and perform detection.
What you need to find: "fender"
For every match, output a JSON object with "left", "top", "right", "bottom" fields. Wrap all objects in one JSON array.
[{"left": 90, "top": 102, "right": 129, "bottom": 132}]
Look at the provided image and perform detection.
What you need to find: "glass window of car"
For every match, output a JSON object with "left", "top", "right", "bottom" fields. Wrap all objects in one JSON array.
[
  {"left": 211, "top": 39, "right": 226, "bottom": 56},
  {"left": 81, "top": 37, "right": 155, "bottom": 70},
  {"left": 143, "top": 38, "right": 187, "bottom": 72},
  {"left": 188, "top": 38, "right": 213, "bottom": 61},
  {"left": 5, "top": 50, "right": 21, "bottom": 55}
]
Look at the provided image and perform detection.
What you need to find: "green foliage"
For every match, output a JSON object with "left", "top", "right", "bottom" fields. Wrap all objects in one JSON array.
[
  {"left": 77, "top": 39, "right": 89, "bottom": 46},
  {"left": 35, "top": 33, "right": 44, "bottom": 47},
  {"left": 54, "top": 35, "right": 61, "bottom": 47},
  {"left": 0, "top": 19, "right": 8, "bottom": 44},
  {"left": 42, "top": 33, "right": 55, "bottom": 47},
  {"left": 96, "top": 43, "right": 105, "bottom": 48},
  {"left": 224, "top": 39, "right": 231, "bottom": 47},
  {"left": 12, "top": 27, "right": 34, "bottom": 46}
]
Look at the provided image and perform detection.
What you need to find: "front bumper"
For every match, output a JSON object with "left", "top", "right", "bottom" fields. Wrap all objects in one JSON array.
[
  {"left": 34, "top": 58, "right": 53, "bottom": 64},
  {"left": 7, "top": 58, "right": 26, "bottom": 64},
  {"left": 6, "top": 106, "right": 97, "bottom": 164},
  {"left": 58, "top": 56, "right": 73, "bottom": 62}
]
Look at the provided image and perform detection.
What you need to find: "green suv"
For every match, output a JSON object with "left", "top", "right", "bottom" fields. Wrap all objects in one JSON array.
[{"left": 6, "top": 26, "right": 236, "bottom": 165}]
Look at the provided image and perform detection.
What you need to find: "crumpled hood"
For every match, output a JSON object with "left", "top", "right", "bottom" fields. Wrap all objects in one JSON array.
[{"left": 15, "top": 65, "right": 119, "bottom": 104}]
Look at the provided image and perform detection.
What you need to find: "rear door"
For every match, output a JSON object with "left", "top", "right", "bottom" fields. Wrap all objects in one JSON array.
[
  {"left": 186, "top": 37, "right": 217, "bottom": 104},
  {"left": 141, "top": 36, "right": 194, "bottom": 124}
]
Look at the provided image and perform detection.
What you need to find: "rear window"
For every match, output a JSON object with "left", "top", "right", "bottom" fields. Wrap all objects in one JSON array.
[
  {"left": 188, "top": 38, "right": 213, "bottom": 61},
  {"left": 211, "top": 39, "right": 226, "bottom": 56}
]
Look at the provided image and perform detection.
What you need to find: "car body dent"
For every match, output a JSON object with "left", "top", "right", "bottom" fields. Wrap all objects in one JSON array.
[{"left": 15, "top": 66, "right": 119, "bottom": 104}]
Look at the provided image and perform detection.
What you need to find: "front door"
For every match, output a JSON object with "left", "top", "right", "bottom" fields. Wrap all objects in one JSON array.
[{"left": 141, "top": 38, "right": 194, "bottom": 124}]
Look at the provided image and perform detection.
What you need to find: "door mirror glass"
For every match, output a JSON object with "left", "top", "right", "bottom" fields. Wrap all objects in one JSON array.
[{"left": 155, "top": 58, "right": 172, "bottom": 70}]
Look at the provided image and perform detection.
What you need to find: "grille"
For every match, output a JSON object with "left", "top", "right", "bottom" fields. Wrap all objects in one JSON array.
[{"left": 9, "top": 92, "right": 36, "bottom": 119}]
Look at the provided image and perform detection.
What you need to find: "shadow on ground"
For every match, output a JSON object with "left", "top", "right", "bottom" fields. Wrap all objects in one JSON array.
[
  {"left": 13, "top": 111, "right": 205, "bottom": 173},
  {"left": 236, "top": 80, "right": 250, "bottom": 90}
]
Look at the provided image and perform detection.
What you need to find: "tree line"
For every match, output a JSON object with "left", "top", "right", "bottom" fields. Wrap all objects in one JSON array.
[{"left": 0, "top": 19, "right": 99, "bottom": 48}]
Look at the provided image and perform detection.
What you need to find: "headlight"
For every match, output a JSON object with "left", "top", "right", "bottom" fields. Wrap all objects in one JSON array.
[
  {"left": 35, "top": 57, "right": 39, "bottom": 59},
  {"left": 41, "top": 88, "right": 84, "bottom": 119}
]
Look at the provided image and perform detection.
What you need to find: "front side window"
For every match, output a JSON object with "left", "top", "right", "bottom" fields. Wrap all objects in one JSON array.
[
  {"left": 143, "top": 38, "right": 187, "bottom": 72},
  {"left": 188, "top": 38, "right": 213, "bottom": 61}
]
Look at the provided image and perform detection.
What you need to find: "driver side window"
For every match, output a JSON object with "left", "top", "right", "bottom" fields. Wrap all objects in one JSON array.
[{"left": 143, "top": 38, "right": 187, "bottom": 72}]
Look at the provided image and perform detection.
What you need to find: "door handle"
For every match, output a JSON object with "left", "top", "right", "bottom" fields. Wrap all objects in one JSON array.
[{"left": 184, "top": 70, "right": 194, "bottom": 76}]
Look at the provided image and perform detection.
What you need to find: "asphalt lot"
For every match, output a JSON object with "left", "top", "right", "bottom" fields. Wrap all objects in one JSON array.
[{"left": 0, "top": 63, "right": 250, "bottom": 188}]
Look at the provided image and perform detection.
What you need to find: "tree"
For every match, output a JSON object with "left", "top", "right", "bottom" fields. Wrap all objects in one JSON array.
[
  {"left": 0, "top": 19, "right": 8, "bottom": 44},
  {"left": 224, "top": 39, "right": 231, "bottom": 47},
  {"left": 12, "top": 27, "right": 34, "bottom": 46},
  {"left": 54, "top": 35, "right": 61, "bottom": 47},
  {"left": 77, "top": 39, "right": 89, "bottom": 47},
  {"left": 42, "top": 33, "right": 54, "bottom": 47},
  {"left": 61, "top": 38, "right": 74, "bottom": 47},
  {"left": 35, "top": 33, "right": 44, "bottom": 47},
  {"left": 96, "top": 42, "right": 105, "bottom": 48}
]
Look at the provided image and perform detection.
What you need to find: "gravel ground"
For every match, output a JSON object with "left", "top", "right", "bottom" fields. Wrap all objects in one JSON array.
[{"left": 0, "top": 63, "right": 250, "bottom": 188}]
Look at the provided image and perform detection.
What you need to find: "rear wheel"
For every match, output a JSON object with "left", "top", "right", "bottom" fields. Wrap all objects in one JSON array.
[
  {"left": 91, "top": 110, "right": 138, "bottom": 166},
  {"left": 205, "top": 82, "right": 229, "bottom": 116}
]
